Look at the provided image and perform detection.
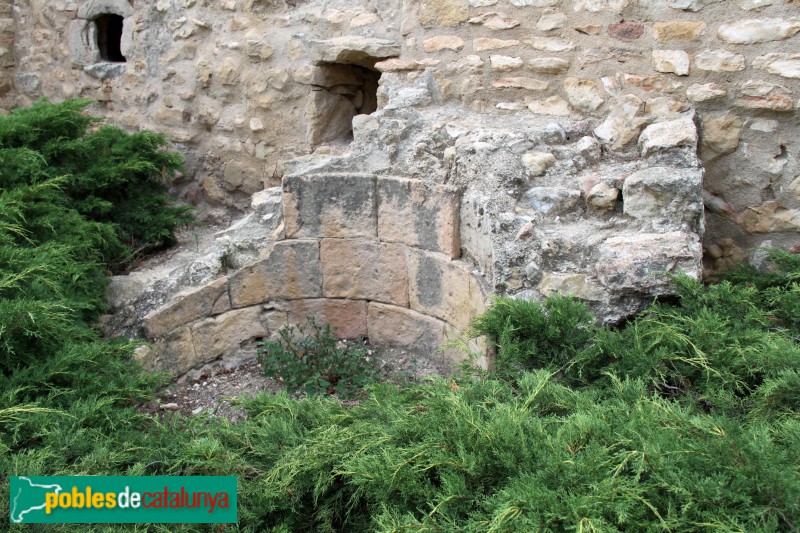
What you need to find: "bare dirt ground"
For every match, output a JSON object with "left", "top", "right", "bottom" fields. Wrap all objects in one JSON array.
[{"left": 139, "top": 341, "right": 460, "bottom": 422}]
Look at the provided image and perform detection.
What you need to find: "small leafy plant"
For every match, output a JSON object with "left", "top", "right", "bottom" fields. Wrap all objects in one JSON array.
[{"left": 257, "top": 317, "right": 379, "bottom": 398}]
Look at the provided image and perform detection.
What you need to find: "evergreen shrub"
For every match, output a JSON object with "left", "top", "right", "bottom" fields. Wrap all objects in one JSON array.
[
  {"left": 257, "top": 317, "right": 379, "bottom": 398},
  {"left": 0, "top": 99, "right": 190, "bottom": 372}
]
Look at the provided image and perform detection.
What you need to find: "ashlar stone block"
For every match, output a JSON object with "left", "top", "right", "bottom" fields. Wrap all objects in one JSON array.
[
  {"left": 377, "top": 176, "right": 460, "bottom": 259},
  {"left": 367, "top": 302, "right": 446, "bottom": 353},
  {"left": 283, "top": 173, "right": 377, "bottom": 239},
  {"left": 321, "top": 239, "right": 409, "bottom": 306},
  {"left": 229, "top": 240, "right": 323, "bottom": 307}
]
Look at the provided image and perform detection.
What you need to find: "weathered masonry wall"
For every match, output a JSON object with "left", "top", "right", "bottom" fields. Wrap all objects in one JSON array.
[
  {"left": 134, "top": 174, "right": 488, "bottom": 376},
  {"left": 4, "top": 0, "right": 800, "bottom": 262}
]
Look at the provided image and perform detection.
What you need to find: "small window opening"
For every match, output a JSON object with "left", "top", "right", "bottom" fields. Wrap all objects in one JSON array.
[
  {"left": 308, "top": 62, "right": 381, "bottom": 146},
  {"left": 95, "top": 14, "right": 126, "bottom": 62}
]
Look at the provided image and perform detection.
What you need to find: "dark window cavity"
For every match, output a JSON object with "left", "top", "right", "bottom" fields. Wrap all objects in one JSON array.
[{"left": 95, "top": 14, "right": 126, "bottom": 63}]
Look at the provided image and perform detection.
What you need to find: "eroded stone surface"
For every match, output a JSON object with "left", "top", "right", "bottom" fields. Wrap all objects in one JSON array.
[
  {"left": 377, "top": 177, "right": 461, "bottom": 258},
  {"left": 229, "top": 240, "right": 323, "bottom": 307},
  {"left": 283, "top": 174, "right": 377, "bottom": 239},
  {"left": 321, "top": 239, "right": 409, "bottom": 306}
]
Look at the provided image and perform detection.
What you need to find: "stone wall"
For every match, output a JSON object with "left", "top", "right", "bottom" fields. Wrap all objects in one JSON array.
[
  {"left": 7, "top": 0, "right": 800, "bottom": 372},
  {"left": 131, "top": 173, "right": 488, "bottom": 376},
  {"left": 4, "top": 0, "right": 799, "bottom": 257}
]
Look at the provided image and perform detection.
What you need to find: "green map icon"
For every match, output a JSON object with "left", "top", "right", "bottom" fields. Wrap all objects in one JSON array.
[{"left": 10, "top": 476, "right": 63, "bottom": 523}]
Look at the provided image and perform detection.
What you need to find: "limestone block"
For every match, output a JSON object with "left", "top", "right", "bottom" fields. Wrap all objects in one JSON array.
[
  {"left": 528, "top": 57, "right": 570, "bottom": 74},
  {"left": 153, "top": 326, "right": 198, "bottom": 375},
  {"left": 623, "top": 167, "right": 703, "bottom": 225},
  {"left": 734, "top": 0, "right": 775, "bottom": 8},
  {"left": 377, "top": 176, "right": 461, "bottom": 259},
  {"left": 652, "top": 50, "right": 690, "bottom": 76},
  {"left": 510, "top": 0, "right": 558, "bottom": 5},
  {"left": 467, "top": 13, "right": 520, "bottom": 30},
  {"left": 718, "top": 18, "right": 800, "bottom": 44},
  {"left": 740, "top": 202, "right": 800, "bottom": 233},
  {"left": 700, "top": 113, "right": 742, "bottom": 162},
  {"left": 493, "top": 77, "right": 547, "bottom": 90},
  {"left": 321, "top": 239, "right": 409, "bottom": 306},
  {"left": 289, "top": 299, "right": 368, "bottom": 339},
  {"left": 753, "top": 53, "right": 800, "bottom": 79},
  {"left": 314, "top": 37, "right": 401, "bottom": 67},
  {"left": 597, "top": 231, "right": 702, "bottom": 294},
  {"left": 735, "top": 80, "right": 793, "bottom": 111},
  {"left": 222, "top": 159, "right": 262, "bottom": 193},
  {"left": 424, "top": 36, "right": 465, "bottom": 52},
  {"left": 216, "top": 57, "right": 241, "bottom": 86},
  {"left": 530, "top": 37, "right": 575, "bottom": 52},
  {"left": 522, "top": 187, "right": 582, "bottom": 216},
  {"left": 489, "top": 56, "right": 524, "bottom": 71},
  {"left": 686, "top": 83, "right": 727, "bottom": 102},
  {"left": 407, "top": 250, "right": 476, "bottom": 329},
  {"left": 191, "top": 306, "right": 268, "bottom": 365},
  {"left": 608, "top": 22, "right": 644, "bottom": 41},
  {"left": 652, "top": 21, "right": 706, "bottom": 42},
  {"left": 647, "top": 0, "right": 722, "bottom": 11},
  {"left": 536, "top": 9, "right": 566, "bottom": 31},
  {"left": 229, "top": 240, "right": 323, "bottom": 307},
  {"left": 367, "top": 302, "right": 446, "bottom": 353},
  {"left": 528, "top": 96, "right": 572, "bottom": 116},
  {"left": 283, "top": 174, "right": 377, "bottom": 239},
  {"left": 593, "top": 94, "right": 647, "bottom": 149},
  {"left": 473, "top": 38, "right": 519, "bottom": 52},
  {"left": 376, "top": 58, "right": 441, "bottom": 72},
  {"left": 695, "top": 50, "right": 745, "bottom": 72},
  {"left": 418, "top": 0, "right": 469, "bottom": 27},
  {"left": 638, "top": 116, "right": 697, "bottom": 157},
  {"left": 537, "top": 273, "right": 605, "bottom": 301},
  {"left": 143, "top": 277, "right": 228, "bottom": 339},
  {"left": 521, "top": 152, "right": 556, "bottom": 176},
  {"left": 586, "top": 182, "right": 619, "bottom": 211},
  {"left": 564, "top": 78, "right": 605, "bottom": 113},
  {"left": 573, "top": 0, "right": 630, "bottom": 12}
]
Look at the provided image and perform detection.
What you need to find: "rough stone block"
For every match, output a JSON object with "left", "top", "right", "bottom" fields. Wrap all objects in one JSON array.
[
  {"left": 623, "top": 167, "right": 703, "bottom": 227},
  {"left": 283, "top": 173, "right": 377, "bottom": 239},
  {"left": 652, "top": 21, "right": 706, "bottom": 42},
  {"left": 652, "top": 50, "right": 690, "bottom": 76},
  {"left": 191, "top": 306, "right": 268, "bottom": 365},
  {"left": 289, "top": 299, "right": 368, "bottom": 339},
  {"left": 419, "top": 0, "right": 469, "bottom": 27},
  {"left": 597, "top": 232, "right": 702, "bottom": 294},
  {"left": 321, "top": 239, "right": 409, "bottom": 306},
  {"left": 753, "top": 53, "right": 800, "bottom": 79},
  {"left": 143, "top": 277, "right": 228, "bottom": 339},
  {"left": 229, "top": 240, "right": 323, "bottom": 307},
  {"left": 407, "top": 250, "right": 478, "bottom": 330},
  {"left": 152, "top": 326, "right": 197, "bottom": 375},
  {"left": 377, "top": 176, "right": 460, "bottom": 259},
  {"left": 695, "top": 50, "right": 745, "bottom": 72},
  {"left": 717, "top": 18, "right": 800, "bottom": 44},
  {"left": 423, "top": 35, "right": 464, "bottom": 52},
  {"left": 537, "top": 273, "right": 605, "bottom": 301},
  {"left": 367, "top": 302, "right": 446, "bottom": 353},
  {"left": 638, "top": 116, "right": 697, "bottom": 157},
  {"left": 734, "top": 80, "right": 793, "bottom": 111}
]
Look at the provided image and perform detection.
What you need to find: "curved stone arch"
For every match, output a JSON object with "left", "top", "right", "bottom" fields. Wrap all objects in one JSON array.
[{"left": 69, "top": 0, "right": 133, "bottom": 79}]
